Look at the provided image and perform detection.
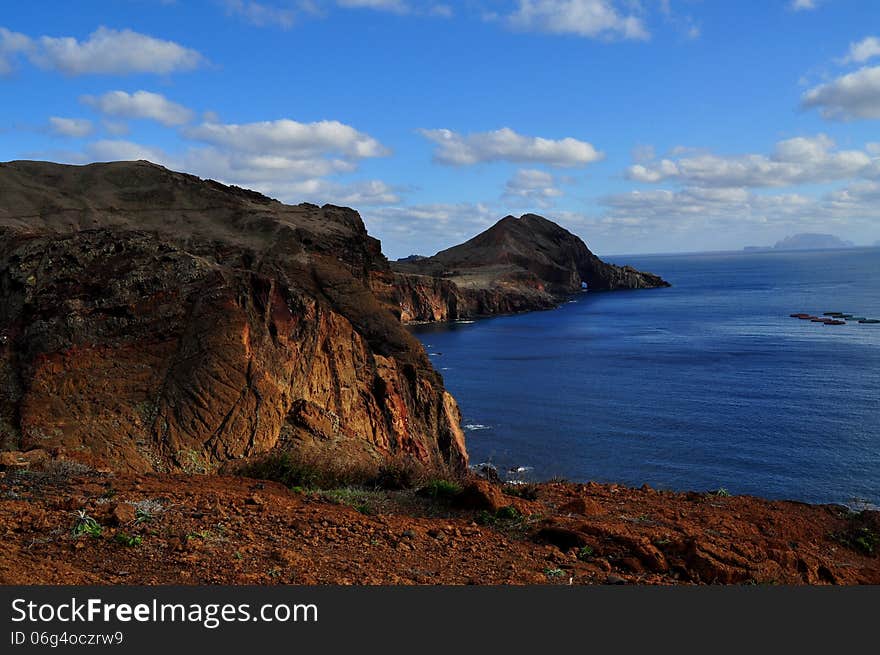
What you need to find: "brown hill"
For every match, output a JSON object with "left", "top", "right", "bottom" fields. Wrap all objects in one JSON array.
[
  {"left": 0, "top": 160, "right": 467, "bottom": 475},
  {"left": 384, "top": 213, "right": 668, "bottom": 322}
]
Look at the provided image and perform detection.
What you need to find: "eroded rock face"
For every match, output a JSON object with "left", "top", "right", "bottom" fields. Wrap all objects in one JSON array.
[
  {"left": 387, "top": 213, "right": 669, "bottom": 323},
  {"left": 0, "top": 160, "right": 467, "bottom": 474}
]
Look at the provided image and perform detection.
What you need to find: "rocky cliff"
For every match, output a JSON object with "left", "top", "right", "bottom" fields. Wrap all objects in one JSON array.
[
  {"left": 0, "top": 160, "right": 467, "bottom": 474},
  {"left": 384, "top": 213, "right": 669, "bottom": 323}
]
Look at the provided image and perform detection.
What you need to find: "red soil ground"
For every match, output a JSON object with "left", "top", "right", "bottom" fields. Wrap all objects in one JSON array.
[{"left": 1, "top": 466, "right": 877, "bottom": 585}]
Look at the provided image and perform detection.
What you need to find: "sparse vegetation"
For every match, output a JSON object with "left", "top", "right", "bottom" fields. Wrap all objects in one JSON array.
[
  {"left": 544, "top": 568, "right": 565, "bottom": 579},
  {"left": 318, "top": 487, "right": 384, "bottom": 515},
  {"left": 476, "top": 505, "right": 523, "bottom": 526},
  {"left": 831, "top": 515, "right": 879, "bottom": 556},
  {"left": 417, "top": 479, "right": 462, "bottom": 501},
  {"left": 176, "top": 449, "right": 208, "bottom": 475},
  {"left": 113, "top": 532, "right": 143, "bottom": 547},
  {"left": 495, "top": 505, "right": 522, "bottom": 520},
  {"left": 577, "top": 545, "right": 594, "bottom": 560},
  {"left": 71, "top": 511, "right": 102, "bottom": 538},
  {"left": 239, "top": 449, "right": 462, "bottom": 494},
  {"left": 710, "top": 487, "right": 732, "bottom": 497}
]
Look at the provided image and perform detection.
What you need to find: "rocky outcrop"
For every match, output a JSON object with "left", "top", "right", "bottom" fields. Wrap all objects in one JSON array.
[
  {"left": 0, "top": 160, "right": 467, "bottom": 474},
  {"left": 385, "top": 213, "right": 668, "bottom": 323}
]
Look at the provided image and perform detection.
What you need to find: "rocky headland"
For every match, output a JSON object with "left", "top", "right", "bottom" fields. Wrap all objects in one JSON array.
[
  {"left": 378, "top": 213, "right": 668, "bottom": 323},
  {"left": 0, "top": 160, "right": 876, "bottom": 585}
]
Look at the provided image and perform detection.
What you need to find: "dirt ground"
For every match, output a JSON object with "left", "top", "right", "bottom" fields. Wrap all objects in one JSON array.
[{"left": 1, "top": 465, "right": 877, "bottom": 585}]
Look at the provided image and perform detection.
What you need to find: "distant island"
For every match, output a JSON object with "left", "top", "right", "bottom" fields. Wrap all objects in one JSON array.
[{"left": 744, "top": 233, "right": 856, "bottom": 252}]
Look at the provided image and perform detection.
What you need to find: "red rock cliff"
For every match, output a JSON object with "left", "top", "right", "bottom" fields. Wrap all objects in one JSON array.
[{"left": 0, "top": 160, "right": 467, "bottom": 474}]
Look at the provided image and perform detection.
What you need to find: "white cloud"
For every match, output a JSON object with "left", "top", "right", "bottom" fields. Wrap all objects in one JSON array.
[
  {"left": 86, "top": 139, "right": 170, "bottom": 163},
  {"left": 503, "top": 0, "right": 649, "bottom": 41},
  {"left": 73, "top": 137, "right": 398, "bottom": 208},
  {"left": 81, "top": 90, "right": 194, "bottom": 126},
  {"left": 419, "top": 127, "right": 604, "bottom": 167},
  {"left": 48, "top": 117, "right": 94, "bottom": 138},
  {"left": 503, "top": 168, "right": 563, "bottom": 207},
  {"left": 594, "top": 182, "right": 880, "bottom": 245},
  {"left": 223, "top": 1, "right": 297, "bottom": 28},
  {"left": 184, "top": 118, "right": 390, "bottom": 159},
  {"left": 362, "top": 202, "right": 499, "bottom": 257},
  {"left": 102, "top": 120, "right": 130, "bottom": 136},
  {"left": 0, "top": 27, "right": 32, "bottom": 75},
  {"left": 626, "top": 135, "right": 876, "bottom": 187},
  {"left": 2, "top": 26, "right": 204, "bottom": 75},
  {"left": 281, "top": 178, "right": 401, "bottom": 205},
  {"left": 801, "top": 66, "right": 880, "bottom": 120},
  {"left": 838, "top": 36, "right": 880, "bottom": 65},
  {"left": 70, "top": 115, "right": 393, "bottom": 207}
]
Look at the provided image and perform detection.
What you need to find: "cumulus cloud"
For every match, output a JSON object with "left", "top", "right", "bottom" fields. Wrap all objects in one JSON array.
[
  {"left": 503, "top": 0, "right": 649, "bottom": 41},
  {"left": 279, "top": 178, "right": 401, "bottom": 205},
  {"left": 838, "top": 36, "right": 880, "bottom": 65},
  {"left": 503, "top": 169, "right": 563, "bottom": 207},
  {"left": 102, "top": 120, "right": 130, "bottom": 136},
  {"left": 81, "top": 91, "right": 194, "bottom": 126},
  {"left": 0, "top": 26, "right": 204, "bottom": 75},
  {"left": 419, "top": 127, "right": 603, "bottom": 167},
  {"left": 0, "top": 27, "right": 32, "bottom": 75},
  {"left": 48, "top": 117, "right": 94, "bottom": 138},
  {"left": 184, "top": 118, "right": 390, "bottom": 159},
  {"left": 68, "top": 113, "right": 395, "bottom": 209},
  {"left": 599, "top": 182, "right": 880, "bottom": 240},
  {"left": 626, "top": 135, "right": 876, "bottom": 187},
  {"left": 801, "top": 66, "right": 880, "bottom": 120},
  {"left": 362, "top": 202, "right": 500, "bottom": 258},
  {"left": 86, "top": 139, "right": 169, "bottom": 163},
  {"left": 72, "top": 137, "right": 399, "bottom": 209}
]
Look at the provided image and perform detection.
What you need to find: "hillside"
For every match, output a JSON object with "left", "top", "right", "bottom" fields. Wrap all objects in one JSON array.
[
  {"left": 381, "top": 213, "right": 668, "bottom": 322},
  {"left": 0, "top": 160, "right": 467, "bottom": 475}
]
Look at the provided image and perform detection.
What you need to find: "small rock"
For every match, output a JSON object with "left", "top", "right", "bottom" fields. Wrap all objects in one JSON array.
[
  {"left": 454, "top": 479, "right": 505, "bottom": 512},
  {"left": 558, "top": 497, "right": 601, "bottom": 516},
  {"left": 605, "top": 574, "right": 627, "bottom": 585},
  {"left": 111, "top": 503, "right": 136, "bottom": 526}
]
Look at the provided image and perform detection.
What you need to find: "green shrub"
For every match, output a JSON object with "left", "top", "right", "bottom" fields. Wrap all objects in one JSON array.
[
  {"left": 418, "top": 479, "right": 463, "bottom": 501},
  {"left": 577, "top": 545, "right": 594, "bottom": 560},
  {"left": 113, "top": 532, "right": 143, "bottom": 547},
  {"left": 71, "top": 512, "right": 102, "bottom": 538},
  {"left": 495, "top": 505, "right": 521, "bottom": 520}
]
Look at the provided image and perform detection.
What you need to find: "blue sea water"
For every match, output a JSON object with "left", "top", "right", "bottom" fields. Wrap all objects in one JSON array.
[{"left": 412, "top": 248, "right": 880, "bottom": 507}]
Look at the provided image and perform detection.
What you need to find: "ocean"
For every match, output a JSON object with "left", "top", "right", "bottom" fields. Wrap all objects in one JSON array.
[{"left": 411, "top": 247, "right": 880, "bottom": 508}]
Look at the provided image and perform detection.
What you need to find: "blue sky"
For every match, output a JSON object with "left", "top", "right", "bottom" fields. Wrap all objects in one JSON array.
[{"left": 2, "top": 1, "right": 879, "bottom": 257}]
